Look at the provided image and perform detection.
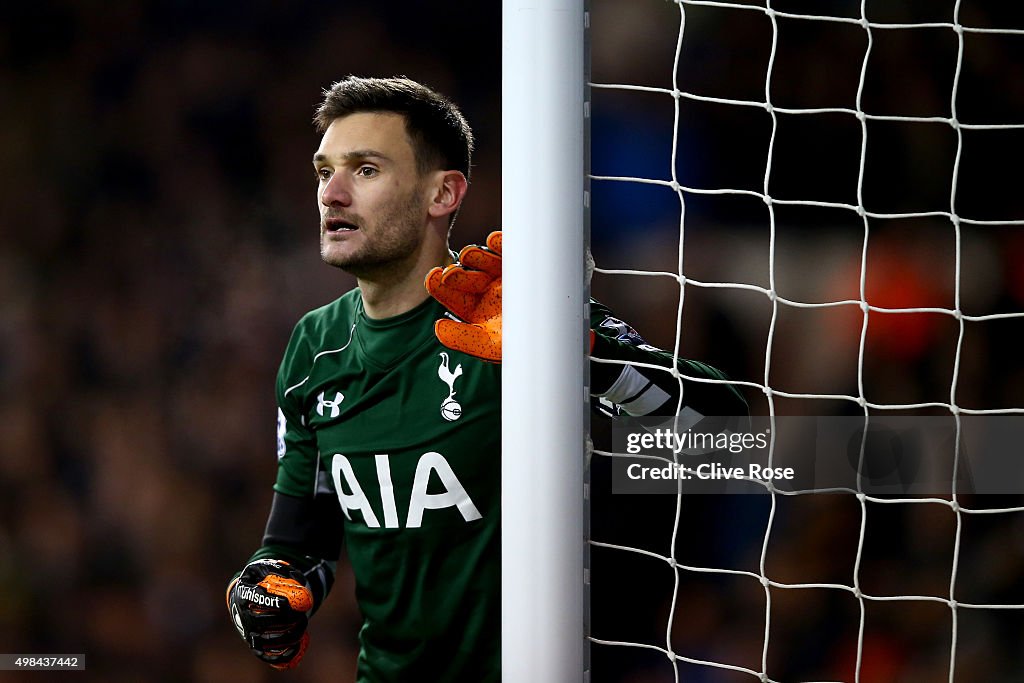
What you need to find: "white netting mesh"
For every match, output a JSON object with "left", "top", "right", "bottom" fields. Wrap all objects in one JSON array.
[{"left": 587, "top": 1, "right": 1024, "bottom": 681}]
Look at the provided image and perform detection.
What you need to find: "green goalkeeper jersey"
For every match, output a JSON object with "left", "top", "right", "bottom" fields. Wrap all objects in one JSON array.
[
  {"left": 274, "top": 289, "right": 502, "bottom": 682},
  {"left": 267, "top": 288, "right": 747, "bottom": 682}
]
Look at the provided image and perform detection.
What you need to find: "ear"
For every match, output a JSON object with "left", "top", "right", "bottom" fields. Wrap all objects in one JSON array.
[{"left": 427, "top": 170, "right": 469, "bottom": 221}]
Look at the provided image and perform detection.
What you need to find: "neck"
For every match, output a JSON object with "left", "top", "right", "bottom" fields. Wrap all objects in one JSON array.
[{"left": 358, "top": 234, "right": 453, "bottom": 320}]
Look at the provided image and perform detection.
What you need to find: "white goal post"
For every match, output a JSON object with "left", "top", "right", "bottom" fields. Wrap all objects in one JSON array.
[{"left": 502, "top": 1, "right": 588, "bottom": 682}]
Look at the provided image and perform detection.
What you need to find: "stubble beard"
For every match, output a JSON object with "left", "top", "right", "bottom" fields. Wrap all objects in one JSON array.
[{"left": 320, "top": 187, "right": 425, "bottom": 279}]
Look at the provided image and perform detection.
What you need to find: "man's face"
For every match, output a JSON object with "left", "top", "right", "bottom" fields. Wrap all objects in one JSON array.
[{"left": 313, "top": 112, "right": 430, "bottom": 275}]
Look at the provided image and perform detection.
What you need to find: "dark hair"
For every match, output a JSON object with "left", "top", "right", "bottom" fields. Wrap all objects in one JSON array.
[{"left": 314, "top": 76, "right": 474, "bottom": 181}]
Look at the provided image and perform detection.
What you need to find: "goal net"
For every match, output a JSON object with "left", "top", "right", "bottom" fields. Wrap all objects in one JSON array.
[{"left": 586, "top": 1, "right": 1024, "bottom": 681}]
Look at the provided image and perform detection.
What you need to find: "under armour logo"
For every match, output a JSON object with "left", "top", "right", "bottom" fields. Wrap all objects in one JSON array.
[
  {"left": 316, "top": 391, "right": 345, "bottom": 418},
  {"left": 438, "top": 352, "right": 464, "bottom": 421}
]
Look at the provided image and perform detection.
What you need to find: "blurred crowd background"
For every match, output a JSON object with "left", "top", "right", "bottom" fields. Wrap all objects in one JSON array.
[
  {"left": 2, "top": 0, "right": 1024, "bottom": 681},
  {"left": 0, "top": 2, "right": 501, "bottom": 681}
]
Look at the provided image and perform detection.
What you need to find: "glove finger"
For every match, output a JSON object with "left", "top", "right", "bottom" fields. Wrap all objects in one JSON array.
[
  {"left": 234, "top": 605, "right": 307, "bottom": 653},
  {"left": 486, "top": 230, "right": 502, "bottom": 256},
  {"left": 475, "top": 280, "right": 501, "bottom": 322},
  {"left": 440, "top": 264, "right": 495, "bottom": 294},
  {"left": 264, "top": 632, "right": 310, "bottom": 671},
  {"left": 257, "top": 574, "right": 314, "bottom": 612},
  {"left": 248, "top": 619, "right": 308, "bottom": 650},
  {"left": 238, "top": 559, "right": 309, "bottom": 594},
  {"left": 426, "top": 267, "right": 480, "bottom": 320},
  {"left": 241, "top": 607, "right": 308, "bottom": 635},
  {"left": 458, "top": 244, "right": 502, "bottom": 278},
  {"left": 424, "top": 266, "right": 443, "bottom": 295},
  {"left": 435, "top": 319, "right": 501, "bottom": 363}
]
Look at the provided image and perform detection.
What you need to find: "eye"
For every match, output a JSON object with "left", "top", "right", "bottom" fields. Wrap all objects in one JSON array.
[
  {"left": 356, "top": 165, "right": 379, "bottom": 178},
  {"left": 315, "top": 167, "right": 332, "bottom": 182}
]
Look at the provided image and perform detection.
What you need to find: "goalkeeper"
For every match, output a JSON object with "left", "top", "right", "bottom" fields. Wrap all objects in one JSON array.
[{"left": 226, "top": 75, "right": 747, "bottom": 681}]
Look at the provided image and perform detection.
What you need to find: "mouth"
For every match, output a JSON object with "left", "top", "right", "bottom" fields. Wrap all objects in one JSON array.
[{"left": 324, "top": 218, "right": 359, "bottom": 233}]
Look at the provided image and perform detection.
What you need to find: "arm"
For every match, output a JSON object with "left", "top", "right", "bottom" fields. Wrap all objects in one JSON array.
[
  {"left": 589, "top": 300, "right": 748, "bottom": 418},
  {"left": 226, "top": 486, "right": 344, "bottom": 667},
  {"left": 241, "top": 486, "right": 344, "bottom": 610},
  {"left": 226, "top": 325, "right": 345, "bottom": 670}
]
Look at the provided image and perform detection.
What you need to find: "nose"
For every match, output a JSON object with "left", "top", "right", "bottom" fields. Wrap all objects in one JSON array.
[{"left": 320, "top": 173, "right": 352, "bottom": 207}]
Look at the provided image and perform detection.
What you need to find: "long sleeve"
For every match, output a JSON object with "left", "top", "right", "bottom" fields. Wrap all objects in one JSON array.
[
  {"left": 235, "top": 486, "right": 344, "bottom": 614},
  {"left": 589, "top": 299, "right": 748, "bottom": 419}
]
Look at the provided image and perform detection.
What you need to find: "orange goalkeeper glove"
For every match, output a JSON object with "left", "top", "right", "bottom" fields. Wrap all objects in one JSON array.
[
  {"left": 425, "top": 230, "right": 502, "bottom": 363},
  {"left": 226, "top": 559, "right": 315, "bottom": 670}
]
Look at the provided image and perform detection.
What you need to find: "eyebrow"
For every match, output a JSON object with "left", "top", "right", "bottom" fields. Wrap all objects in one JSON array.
[{"left": 312, "top": 149, "right": 391, "bottom": 164}]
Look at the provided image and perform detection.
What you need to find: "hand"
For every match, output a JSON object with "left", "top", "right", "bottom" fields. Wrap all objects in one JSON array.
[
  {"left": 226, "top": 559, "right": 315, "bottom": 670},
  {"left": 425, "top": 230, "right": 502, "bottom": 363}
]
